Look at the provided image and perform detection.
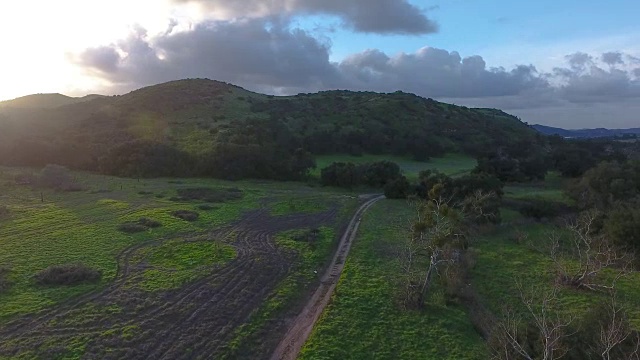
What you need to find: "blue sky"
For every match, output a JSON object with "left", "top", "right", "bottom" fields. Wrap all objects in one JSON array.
[
  {"left": 328, "top": 0, "right": 640, "bottom": 67},
  {"left": 1, "top": 0, "right": 639, "bottom": 128}
]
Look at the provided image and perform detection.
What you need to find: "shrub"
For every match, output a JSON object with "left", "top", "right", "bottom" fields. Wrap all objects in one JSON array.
[
  {"left": 39, "top": 164, "right": 82, "bottom": 191},
  {"left": 118, "top": 223, "right": 148, "bottom": 233},
  {"left": 198, "top": 204, "right": 217, "bottom": 211},
  {"left": 0, "top": 267, "right": 11, "bottom": 293},
  {"left": 172, "top": 210, "right": 200, "bottom": 222},
  {"left": 137, "top": 217, "right": 162, "bottom": 228},
  {"left": 292, "top": 228, "right": 321, "bottom": 243},
  {"left": 173, "top": 188, "right": 243, "bottom": 203},
  {"left": 35, "top": 264, "right": 101, "bottom": 286},
  {"left": 118, "top": 218, "right": 162, "bottom": 233},
  {"left": 0, "top": 205, "right": 9, "bottom": 218},
  {"left": 384, "top": 176, "right": 411, "bottom": 199},
  {"left": 518, "top": 199, "right": 571, "bottom": 220}
]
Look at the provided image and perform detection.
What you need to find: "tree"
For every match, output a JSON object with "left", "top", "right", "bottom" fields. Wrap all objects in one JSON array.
[
  {"left": 383, "top": 176, "right": 411, "bottom": 199},
  {"left": 548, "top": 211, "right": 632, "bottom": 292},
  {"left": 493, "top": 283, "right": 574, "bottom": 360},
  {"left": 403, "top": 184, "right": 466, "bottom": 307}
]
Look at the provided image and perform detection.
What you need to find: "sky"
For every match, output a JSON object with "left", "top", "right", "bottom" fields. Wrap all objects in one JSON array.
[{"left": 0, "top": 0, "right": 639, "bottom": 128}]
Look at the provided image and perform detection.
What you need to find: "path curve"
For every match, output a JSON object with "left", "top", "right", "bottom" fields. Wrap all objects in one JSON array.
[{"left": 270, "top": 195, "right": 384, "bottom": 360}]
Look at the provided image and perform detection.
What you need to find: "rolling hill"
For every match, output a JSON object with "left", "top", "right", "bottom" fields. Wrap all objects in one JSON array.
[
  {"left": 0, "top": 79, "right": 542, "bottom": 179},
  {"left": 533, "top": 124, "right": 640, "bottom": 138},
  {"left": 0, "top": 93, "right": 105, "bottom": 109}
]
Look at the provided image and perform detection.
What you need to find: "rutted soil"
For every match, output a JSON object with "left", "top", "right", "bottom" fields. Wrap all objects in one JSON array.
[
  {"left": 270, "top": 196, "right": 383, "bottom": 360},
  {"left": 0, "top": 205, "right": 341, "bottom": 359}
]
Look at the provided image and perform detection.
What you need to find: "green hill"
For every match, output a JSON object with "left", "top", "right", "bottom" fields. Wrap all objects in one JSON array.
[
  {"left": 0, "top": 79, "right": 542, "bottom": 180},
  {"left": 0, "top": 93, "right": 105, "bottom": 109}
]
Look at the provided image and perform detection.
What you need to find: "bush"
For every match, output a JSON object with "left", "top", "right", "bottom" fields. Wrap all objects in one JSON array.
[
  {"left": 173, "top": 188, "right": 243, "bottom": 203},
  {"left": 117, "top": 223, "right": 148, "bottom": 233},
  {"left": 0, "top": 267, "right": 11, "bottom": 293},
  {"left": 39, "top": 164, "right": 82, "bottom": 191},
  {"left": 35, "top": 264, "right": 101, "bottom": 286},
  {"left": 172, "top": 210, "right": 200, "bottom": 222},
  {"left": 384, "top": 176, "right": 411, "bottom": 199},
  {"left": 198, "top": 204, "right": 217, "bottom": 211},
  {"left": 518, "top": 199, "right": 571, "bottom": 220},
  {"left": 292, "top": 228, "right": 321, "bottom": 243},
  {"left": 118, "top": 218, "right": 162, "bottom": 233},
  {"left": 0, "top": 205, "right": 9, "bottom": 218},
  {"left": 137, "top": 217, "right": 162, "bottom": 228}
]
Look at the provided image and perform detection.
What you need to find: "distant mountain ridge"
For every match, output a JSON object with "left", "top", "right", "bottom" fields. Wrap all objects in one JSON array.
[{"left": 532, "top": 124, "right": 640, "bottom": 138}]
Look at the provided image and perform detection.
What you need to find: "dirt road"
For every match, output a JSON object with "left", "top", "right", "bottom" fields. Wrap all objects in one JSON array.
[{"left": 270, "top": 195, "right": 384, "bottom": 360}]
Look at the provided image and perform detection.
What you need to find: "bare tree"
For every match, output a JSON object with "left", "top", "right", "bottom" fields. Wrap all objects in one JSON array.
[
  {"left": 549, "top": 210, "right": 631, "bottom": 292},
  {"left": 630, "top": 334, "right": 640, "bottom": 360},
  {"left": 598, "top": 293, "right": 632, "bottom": 360},
  {"left": 493, "top": 282, "right": 574, "bottom": 360}
]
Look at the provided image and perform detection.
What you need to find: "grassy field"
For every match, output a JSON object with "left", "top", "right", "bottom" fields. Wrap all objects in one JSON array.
[
  {"left": 471, "top": 212, "right": 640, "bottom": 329},
  {"left": 503, "top": 172, "right": 573, "bottom": 204},
  {"left": 300, "top": 199, "right": 488, "bottom": 359},
  {"left": 313, "top": 153, "right": 477, "bottom": 180},
  {"left": 0, "top": 167, "right": 352, "bottom": 321}
]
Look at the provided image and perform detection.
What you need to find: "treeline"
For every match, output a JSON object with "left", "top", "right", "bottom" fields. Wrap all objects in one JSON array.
[
  {"left": 320, "top": 161, "right": 504, "bottom": 223},
  {"left": 0, "top": 117, "right": 316, "bottom": 181},
  {"left": 251, "top": 91, "right": 541, "bottom": 161},
  {"left": 474, "top": 135, "right": 634, "bottom": 182},
  {"left": 568, "top": 159, "right": 640, "bottom": 252}
]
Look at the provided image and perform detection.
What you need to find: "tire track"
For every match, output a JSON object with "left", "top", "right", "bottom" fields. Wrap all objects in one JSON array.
[
  {"left": 270, "top": 195, "right": 384, "bottom": 360},
  {"left": 0, "top": 204, "right": 343, "bottom": 359}
]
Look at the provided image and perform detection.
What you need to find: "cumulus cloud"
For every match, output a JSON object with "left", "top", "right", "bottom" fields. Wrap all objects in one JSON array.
[
  {"left": 74, "top": 20, "right": 339, "bottom": 92},
  {"left": 336, "top": 48, "right": 547, "bottom": 97},
  {"left": 173, "top": 0, "right": 437, "bottom": 34},
  {"left": 602, "top": 51, "right": 624, "bottom": 66},
  {"left": 73, "top": 19, "right": 640, "bottom": 127}
]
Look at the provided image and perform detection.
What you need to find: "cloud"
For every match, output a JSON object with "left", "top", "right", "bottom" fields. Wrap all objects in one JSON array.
[
  {"left": 602, "top": 51, "right": 624, "bottom": 66},
  {"left": 73, "top": 19, "right": 640, "bottom": 128},
  {"left": 74, "top": 19, "right": 339, "bottom": 92},
  {"left": 173, "top": 0, "right": 437, "bottom": 34}
]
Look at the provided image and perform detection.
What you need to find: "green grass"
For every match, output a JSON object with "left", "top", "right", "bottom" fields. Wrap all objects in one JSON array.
[
  {"left": 223, "top": 227, "right": 339, "bottom": 359},
  {"left": 503, "top": 171, "right": 573, "bottom": 204},
  {"left": 0, "top": 166, "right": 349, "bottom": 321},
  {"left": 138, "top": 239, "right": 236, "bottom": 291},
  {"left": 269, "top": 195, "right": 336, "bottom": 216},
  {"left": 313, "top": 153, "right": 477, "bottom": 180},
  {"left": 300, "top": 199, "right": 488, "bottom": 359},
  {"left": 471, "top": 216, "right": 640, "bottom": 329}
]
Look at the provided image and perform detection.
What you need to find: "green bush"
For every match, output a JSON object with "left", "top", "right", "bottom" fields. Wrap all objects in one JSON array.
[
  {"left": 172, "top": 210, "right": 200, "bottom": 222},
  {"left": 0, "top": 267, "right": 11, "bottom": 293},
  {"left": 34, "top": 264, "right": 101, "bottom": 286},
  {"left": 0, "top": 205, "right": 9, "bottom": 218},
  {"left": 137, "top": 217, "right": 162, "bottom": 228},
  {"left": 173, "top": 187, "right": 243, "bottom": 203},
  {"left": 118, "top": 218, "right": 162, "bottom": 233},
  {"left": 197, "top": 204, "right": 217, "bottom": 211}
]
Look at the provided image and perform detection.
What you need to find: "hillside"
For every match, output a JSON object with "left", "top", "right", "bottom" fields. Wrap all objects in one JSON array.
[
  {"left": 0, "top": 79, "right": 541, "bottom": 179},
  {"left": 0, "top": 93, "right": 105, "bottom": 109},
  {"left": 533, "top": 124, "right": 640, "bottom": 138}
]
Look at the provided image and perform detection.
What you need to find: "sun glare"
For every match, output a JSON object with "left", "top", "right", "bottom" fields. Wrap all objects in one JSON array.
[{"left": 0, "top": 0, "right": 181, "bottom": 100}]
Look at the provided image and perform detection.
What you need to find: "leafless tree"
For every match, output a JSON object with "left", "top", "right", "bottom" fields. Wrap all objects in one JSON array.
[
  {"left": 549, "top": 210, "right": 632, "bottom": 292},
  {"left": 493, "top": 282, "right": 574, "bottom": 360},
  {"left": 598, "top": 293, "right": 632, "bottom": 360}
]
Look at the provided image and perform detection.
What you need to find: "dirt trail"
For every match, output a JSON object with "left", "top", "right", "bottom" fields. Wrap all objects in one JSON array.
[{"left": 270, "top": 195, "right": 384, "bottom": 360}]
